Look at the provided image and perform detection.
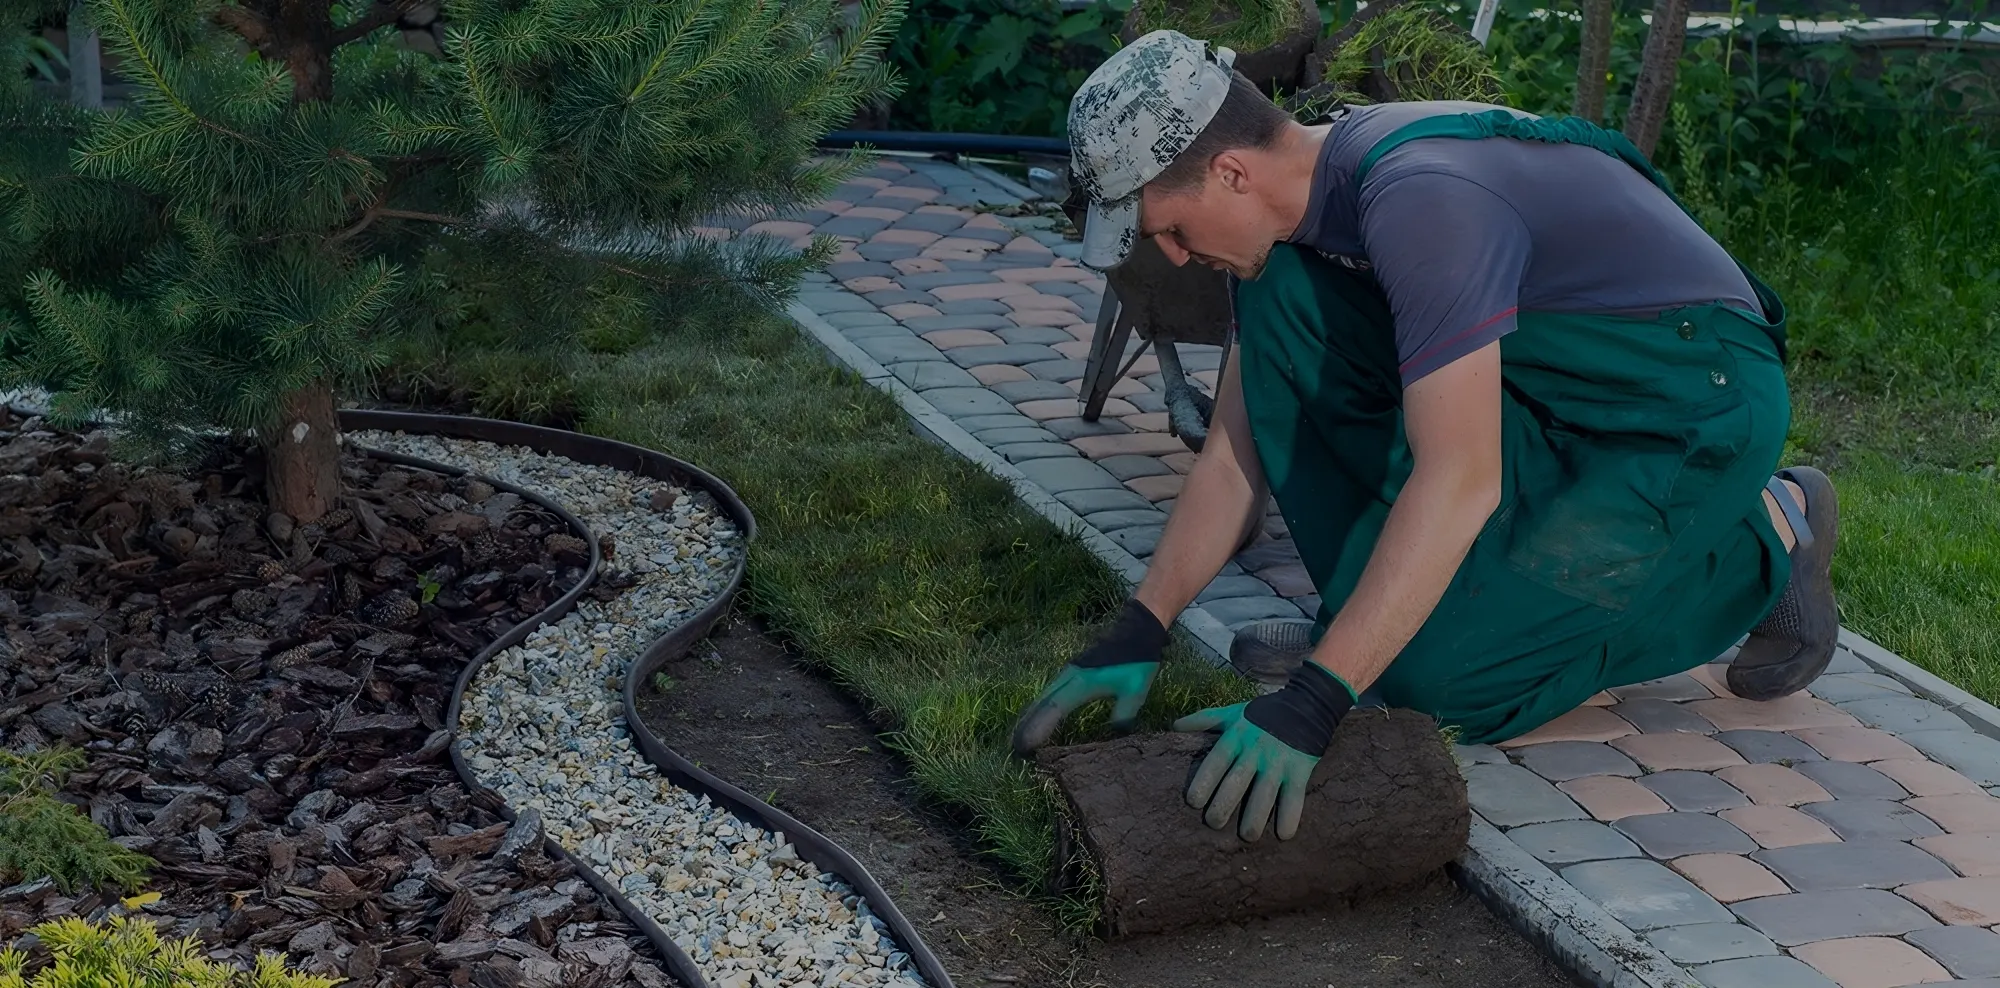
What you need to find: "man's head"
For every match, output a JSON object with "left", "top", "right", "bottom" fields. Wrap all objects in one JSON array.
[{"left": 1069, "top": 30, "right": 1302, "bottom": 277}]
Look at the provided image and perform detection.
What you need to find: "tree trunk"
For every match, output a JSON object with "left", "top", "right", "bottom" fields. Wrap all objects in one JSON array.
[
  {"left": 1623, "top": 0, "right": 1691, "bottom": 157},
  {"left": 265, "top": 0, "right": 339, "bottom": 523},
  {"left": 1035, "top": 708, "right": 1469, "bottom": 937},
  {"left": 266, "top": 380, "right": 342, "bottom": 523},
  {"left": 1573, "top": 0, "right": 1613, "bottom": 124}
]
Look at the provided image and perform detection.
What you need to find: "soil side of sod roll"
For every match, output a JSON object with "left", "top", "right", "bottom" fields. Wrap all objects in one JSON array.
[
  {"left": 1037, "top": 711, "right": 1472, "bottom": 938},
  {"left": 634, "top": 614, "right": 1580, "bottom": 988}
]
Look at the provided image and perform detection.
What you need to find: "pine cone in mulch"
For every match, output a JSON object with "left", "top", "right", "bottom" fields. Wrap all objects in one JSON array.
[
  {"left": 322, "top": 508, "right": 353, "bottom": 530},
  {"left": 597, "top": 533, "right": 617, "bottom": 561},
  {"left": 257, "top": 559, "right": 287, "bottom": 583},
  {"left": 322, "top": 544, "right": 359, "bottom": 567},
  {"left": 361, "top": 592, "right": 420, "bottom": 626},
  {"left": 267, "top": 644, "right": 314, "bottom": 671},
  {"left": 463, "top": 532, "right": 502, "bottom": 568}
]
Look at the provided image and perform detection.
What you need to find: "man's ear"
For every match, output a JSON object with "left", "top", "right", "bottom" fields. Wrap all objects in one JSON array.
[{"left": 1211, "top": 149, "right": 1253, "bottom": 194}]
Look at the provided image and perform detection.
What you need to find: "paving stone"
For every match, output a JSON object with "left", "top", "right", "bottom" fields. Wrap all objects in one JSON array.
[
  {"left": 1826, "top": 647, "right": 1872, "bottom": 675},
  {"left": 1901, "top": 877, "right": 2000, "bottom": 926},
  {"left": 1293, "top": 594, "right": 1322, "bottom": 618},
  {"left": 1456, "top": 744, "right": 1508, "bottom": 768},
  {"left": 1042, "top": 417, "right": 1132, "bottom": 440},
  {"left": 998, "top": 326, "right": 1076, "bottom": 346},
  {"left": 1559, "top": 775, "right": 1672, "bottom": 821},
  {"left": 1200, "top": 596, "right": 1304, "bottom": 627},
  {"left": 1646, "top": 923, "right": 1779, "bottom": 965},
  {"left": 889, "top": 362, "right": 979, "bottom": 392},
  {"left": 968, "top": 363, "right": 1032, "bottom": 385},
  {"left": 899, "top": 271, "right": 998, "bottom": 291},
  {"left": 817, "top": 216, "right": 894, "bottom": 239},
  {"left": 1673, "top": 853, "right": 1791, "bottom": 903},
  {"left": 1905, "top": 733, "right": 2000, "bottom": 787},
  {"left": 1615, "top": 811, "right": 1758, "bottom": 857},
  {"left": 923, "top": 387, "right": 1018, "bottom": 418},
  {"left": 959, "top": 414, "right": 1038, "bottom": 433},
  {"left": 1499, "top": 707, "right": 1640, "bottom": 748},
  {"left": 856, "top": 335, "right": 946, "bottom": 365},
  {"left": 1023, "top": 396, "right": 1132, "bottom": 420},
  {"left": 1877, "top": 760, "right": 1986, "bottom": 797},
  {"left": 994, "top": 442, "right": 1082, "bottom": 463},
  {"left": 991, "top": 380, "right": 1078, "bottom": 403},
  {"left": 1015, "top": 457, "right": 1122, "bottom": 493},
  {"left": 1792, "top": 937, "right": 1953, "bottom": 988},
  {"left": 1464, "top": 763, "right": 1588, "bottom": 827},
  {"left": 824, "top": 310, "right": 898, "bottom": 328},
  {"left": 1911, "top": 795, "right": 2000, "bottom": 834},
  {"left": 1560, "top": 858, "right": 1734, "bottom": 930},
  {"left": 1731, "top": 889, "right": 1941, "bottom": 946},
  {"left": 890, "top": 212, "right": 968, "bottom": 234},
  {"left": 843, "top": 323, "right": 915, "bottom": 340},
  {"left": 1507, "top": 819, "right": 1642, "bottom": 865},
  {"left": 1097, "top": 454, "right": 1174, "bottom": 481},
  {"left": 945, "top": 344, "right": 1066, "bottom": 368},
  {"left": 1613, "top": 733, "right": 1748, "bottom": 771},
  {"left": 1844, "top": 695, "right": 1976, "bottom": 735},
  {"left": 1794, "top": 761, "right": 1909, "bottom": 801},
  {"left": 1022, "top": 358, "right": 1088, "bottom": 381},
  {"left": 799, "top": 292, "right": 881, "bottom": 317},
  {"left": 1908, "top": 926, "right": 2000, "bottom": 977},
  {"left": 1801, "top": 799, "right": 1945, "bottom": 840},
  {"left": 1074, "top": 433, "right": 1191, "bottom": 461},
  {"left": 1716, "top": 729, "right": 1829, "bottom": 765},
  {"left": 1514, "top": 741, "right": 1641, "bottom": 782},
  {"left": 1807, "top": 673, "right": 1916, "bottom": 704},
  {"left": 1754, "top": 839, "right": 1958, "bottom": 890},
  {"left": 934, "top": 299, "right": 1014, "bottom": 316},
  {"left": 826, "top": 260, "right": 900, "bottom": 279},
  {"left": 1642, "top": 771, "right": 1752, "bottom": 812},
  {"left": 1720, "top": 805, "right": 1843, "bottom": 849},
  {"left": 1195, "top": 575, "right": 1280, "bottom": 603},
  {"left": 908, "top": 315, "right": 1016, "bottom": 334},
  {"left": 1715, "top": 764, "right": 1834, "bottom": 806},
  {"left": 1793, "top": 727, "right": 1925, "bottom": 763},
  {"left": 1692, "top": 955, "right": 1841, "bottom": 988},
  {"left": 1052, "top": 488, "right": 1157, "bottom": 515},
  {"left": 1086, "top": 508, "right": 1169, "bottom": 533},
  {"left": 868, "top": 291, "right": 939, "bottom": 309},
  {"left": 1693, "top": 695, "right": 1858, "bottom": 732},
  {"left": 1612, "top": 697, "right": 1719, "bottom": 734},
  {"left": 1110, "top": 525, "right": 1164, "bottom": 557}
]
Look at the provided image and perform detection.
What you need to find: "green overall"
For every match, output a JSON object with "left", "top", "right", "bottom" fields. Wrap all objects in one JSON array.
[{"left": 1233, "top": 110, "right": 1794, "bottom": 746}]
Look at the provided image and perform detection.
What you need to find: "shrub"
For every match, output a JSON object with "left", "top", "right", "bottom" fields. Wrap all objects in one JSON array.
[
  {"left": 0, "top": 747, "right": 152, "bottom": 895},
  {"left": 0, "top": 914, "right": 336, "bottom": 988}
]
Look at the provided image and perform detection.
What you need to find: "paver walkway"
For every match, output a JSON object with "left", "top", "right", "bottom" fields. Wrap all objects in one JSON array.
[{"left": 724, "top": 154, "right": 2000, "bottom": 988}]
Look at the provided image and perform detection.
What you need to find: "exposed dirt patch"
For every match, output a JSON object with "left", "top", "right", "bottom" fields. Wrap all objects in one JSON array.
[
  {"left": 0, "top": 410, "right": 676, "bottom": 987},
  {"left": 635, "top": 615, "right": 1582, "bottom": 988}
]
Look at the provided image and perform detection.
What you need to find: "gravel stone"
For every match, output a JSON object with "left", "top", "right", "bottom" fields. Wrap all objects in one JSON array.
[{"left": 348, "top": 432, "right": 928, "bottom": 988}]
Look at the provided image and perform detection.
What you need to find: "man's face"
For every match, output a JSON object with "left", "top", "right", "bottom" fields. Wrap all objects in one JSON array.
[{"left": 1135, "top": 158, "right": 1271, "bottom": 279}]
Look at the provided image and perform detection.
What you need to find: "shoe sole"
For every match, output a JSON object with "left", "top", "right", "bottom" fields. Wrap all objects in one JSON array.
[{"left": 1728, "top": 466, "right": 1840, "bottom": 701}]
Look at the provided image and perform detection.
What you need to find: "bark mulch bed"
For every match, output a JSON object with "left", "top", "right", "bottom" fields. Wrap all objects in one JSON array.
[{"left": 0, "top": 409, "right": 679, "bottom": 988}]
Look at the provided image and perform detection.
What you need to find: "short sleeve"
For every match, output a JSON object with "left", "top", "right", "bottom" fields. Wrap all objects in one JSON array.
[{"left": 1357, "top": 170, "right": 1532, "bottom": 386}]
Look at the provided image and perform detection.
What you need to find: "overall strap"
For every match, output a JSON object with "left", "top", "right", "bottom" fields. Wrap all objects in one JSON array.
[{"left": 1350, "top": 108, "right": 1787, "bottom": 355}]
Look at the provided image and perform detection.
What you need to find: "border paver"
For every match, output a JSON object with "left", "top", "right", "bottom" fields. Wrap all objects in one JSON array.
[{"left": 760, "top": 152, "right": 2000, "bottom": 988}]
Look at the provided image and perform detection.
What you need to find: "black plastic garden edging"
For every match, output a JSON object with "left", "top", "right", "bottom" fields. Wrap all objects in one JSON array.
[
  {"left": 817, "top": 129, "right": 1070, "bottom": 156},
  {"left": 342, "top": 409, "right": 959, "bottom": 988}
]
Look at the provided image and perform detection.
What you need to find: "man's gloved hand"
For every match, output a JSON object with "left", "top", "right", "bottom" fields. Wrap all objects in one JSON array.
[
  {"left": 1011, "top": 598, "right": 1169, "bottom": 756},
  {"left": 1173, "top": 659, "right": 1356, "bottom": 841}
]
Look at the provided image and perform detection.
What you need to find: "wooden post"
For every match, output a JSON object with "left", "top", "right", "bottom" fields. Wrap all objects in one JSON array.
[{"left": 67, "top": 0, "right": 102, "bottom": 108}]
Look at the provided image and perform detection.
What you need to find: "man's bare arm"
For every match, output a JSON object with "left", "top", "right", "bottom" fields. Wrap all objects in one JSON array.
[
  {"left": 1302, "top": 340, "right": 1504, "bottom": 693},
  {"left": 1131, "top": 348, "right": 1268, "bottom": 625}
]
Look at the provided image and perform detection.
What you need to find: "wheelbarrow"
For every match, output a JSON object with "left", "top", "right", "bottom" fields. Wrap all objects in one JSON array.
[{"left": 1060, "top": 194, "right": 1240, "bottom": 454}]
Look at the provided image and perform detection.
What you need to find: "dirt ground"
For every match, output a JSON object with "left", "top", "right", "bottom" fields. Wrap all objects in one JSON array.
[{"left": 633, "top": 616, "right": 1582, "bottom": 988}]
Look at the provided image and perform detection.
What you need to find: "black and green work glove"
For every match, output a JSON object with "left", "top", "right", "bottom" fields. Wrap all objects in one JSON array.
[
  {"left": 1174, "top": 659, "right": 1356, "bottom": 842},
  {"left": 1011, "top": 598, "right": 1169, "bottom": 755}
]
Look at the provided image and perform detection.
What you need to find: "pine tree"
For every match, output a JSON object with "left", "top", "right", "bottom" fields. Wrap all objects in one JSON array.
[{"left": 0, "top": 0, "right": 902, "bottom": 522}]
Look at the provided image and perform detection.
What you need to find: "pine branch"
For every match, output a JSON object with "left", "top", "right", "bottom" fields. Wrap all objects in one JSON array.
[{"left": 332, "top": 0, "right": 429, "bottom": 47}]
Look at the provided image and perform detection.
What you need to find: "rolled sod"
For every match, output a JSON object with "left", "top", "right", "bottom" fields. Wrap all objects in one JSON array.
[{"left": 1035, "top": 708, "right": 1470, "bottom": 937}]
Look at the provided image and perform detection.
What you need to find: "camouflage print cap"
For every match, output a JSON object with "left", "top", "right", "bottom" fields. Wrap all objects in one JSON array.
[{"left": 1068, "top": 30, "right": 1236, "bottom": 270}]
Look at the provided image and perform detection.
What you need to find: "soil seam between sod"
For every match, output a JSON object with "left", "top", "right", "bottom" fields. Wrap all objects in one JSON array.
[{"left": 777, "top": 301, "right": 1712, "bottom": 988}]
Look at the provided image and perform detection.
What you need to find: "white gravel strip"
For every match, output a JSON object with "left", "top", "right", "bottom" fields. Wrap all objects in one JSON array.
[{"left": 349, "top": 431, "right": 927, "bottom": 988}]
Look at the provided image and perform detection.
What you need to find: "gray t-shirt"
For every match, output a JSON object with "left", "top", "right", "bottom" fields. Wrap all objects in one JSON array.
[{"left": 1287, "top": 100, "right": 1759, "bottom": 385}]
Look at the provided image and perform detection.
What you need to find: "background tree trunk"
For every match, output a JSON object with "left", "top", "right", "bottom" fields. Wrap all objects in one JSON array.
[
  {"left": 266, "top": 0, "right": 339, "bottom": 523},
  {"left": 1623, "top": 0, "right": 1691, "bottom": 157},
  {"left": 1573, "top": 0, "right": 1614, "bottom": 124},
  {"left": 1036, "top": 709, "right": 1469, "bottom": 937}
]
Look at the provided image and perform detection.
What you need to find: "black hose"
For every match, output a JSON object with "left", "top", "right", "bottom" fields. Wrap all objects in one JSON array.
[{"left": 817, "top": 129, "right": 1071, "bottom": 155}]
